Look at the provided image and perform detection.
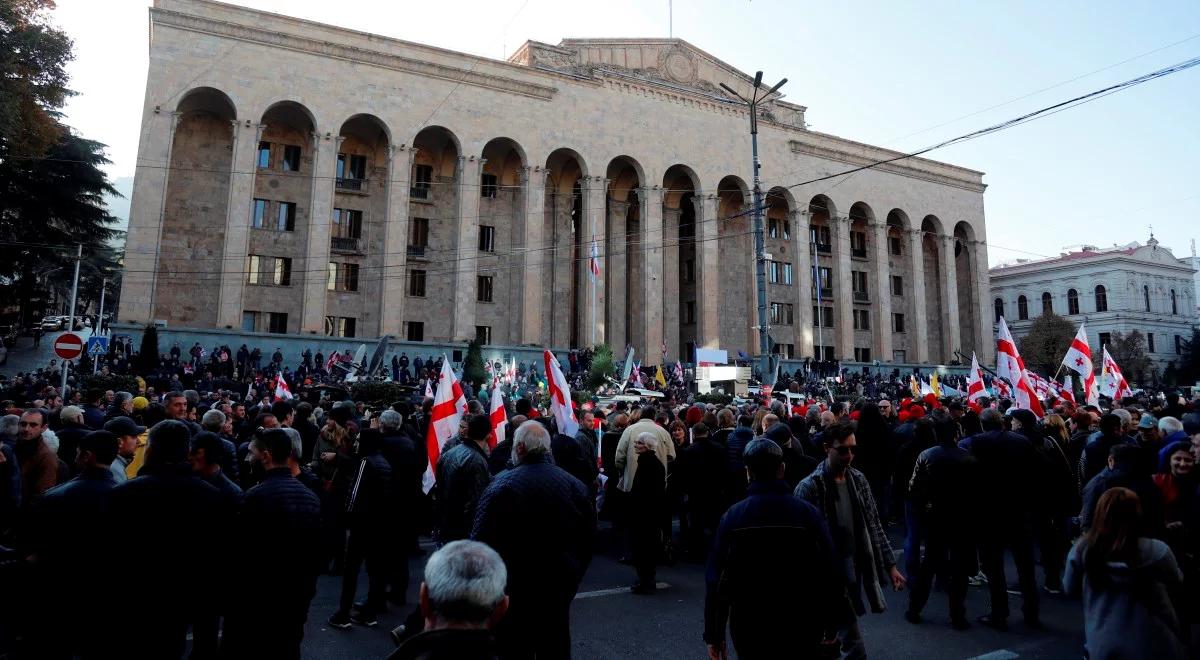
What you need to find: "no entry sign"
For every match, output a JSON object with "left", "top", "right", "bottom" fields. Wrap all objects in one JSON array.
[{"left": 54, "top": 332, "right": 84, "bottom": 360}]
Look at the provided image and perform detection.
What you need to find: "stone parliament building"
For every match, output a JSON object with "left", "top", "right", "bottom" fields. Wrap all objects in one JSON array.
[{"left": 120, "top": 0, "right": 994, "bottom": 366}]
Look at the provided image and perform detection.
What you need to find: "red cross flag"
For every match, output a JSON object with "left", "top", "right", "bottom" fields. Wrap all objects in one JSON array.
[
  {"left": 544, "top": 350, "right": 579, "bottom": 437},
  {"left": 1061, "top": 323, "right": 1099, "bottom": 406},
  {"left": 424, "top": 356, "right": 467, "bottom": 493},
  {"left": 1058, "top": 374, "right": 1076, "bottom": 405},
  {"left": 996, "top": 317, "right": 1044, "bottom": 417},
  {"left": 273, "top": 373, "right": 293, "bottom": 400},
  {"left": 489, "top": 379, "right": 506, "bottom": 451},
  {"left": 966, "top": 352, "right": 987, "bottom": 404},
  {"left": 1100, "top": 347, "right": 1133, "bottom": 402}
]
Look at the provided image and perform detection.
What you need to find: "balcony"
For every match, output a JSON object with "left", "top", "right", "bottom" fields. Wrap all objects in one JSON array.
[
  {"left": 813, "top": 290, "right": 833, "bottom": 301},
  {"left": 336, "top": 177, "right": 364, "bottom": 192},
  {"left": 814, "top": 243, "right": 832, "bottom": 255},
  {"left": 410, "top": 186, "right": 430, "bottom": 200},
  {"left": 407, "top": 244, "right": 427, "bottom": 258},
  {"left": 331, "top": 236, "right": 362, "bottom": 254},
  {"left": 851, "top": 247, "right": 868, "bottom": 259},
  {"left": 853, "top": 291, "right": 869, "bottom": 302}
]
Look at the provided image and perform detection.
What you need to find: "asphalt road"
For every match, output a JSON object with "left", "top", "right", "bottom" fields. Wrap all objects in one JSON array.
[{"left": 299, "top": 523, "right": 1084, "bottom": 660}]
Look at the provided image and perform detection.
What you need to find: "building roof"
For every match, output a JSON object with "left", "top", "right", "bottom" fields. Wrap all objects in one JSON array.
[{"left": 990, "top": 237, "right": 1195, "bottom": 278}]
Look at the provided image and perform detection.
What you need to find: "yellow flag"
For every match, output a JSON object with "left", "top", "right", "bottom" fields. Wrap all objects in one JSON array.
[
  {"left": 930, "top": 373, "right": 942, "bottom": 397},
  {"left": 909, "top": 375, "right": 921, "bottom": 398},
  {"left": 655, "top": 364, "right": 667, "bottom": 387}
]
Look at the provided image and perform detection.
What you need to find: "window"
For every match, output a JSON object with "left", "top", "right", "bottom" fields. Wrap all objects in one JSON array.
[
  {"left": 327, "top": 262, "right": 359, "bottom": 292},
  {"left": 1067, "top": 289, "right": 1079, "bottom": 315},
  {"left": 772, "top": 343, "right": 795, "bottom": 359},
  {"left": 994, "top": 297, "right": 1005, "bottom": 323},
  {"left": 1171, "top": 289, "right": 1178, "bottom": 315},
  {"left": 893, "top": 313, "right": 906, "bottom": 333},
  {"left": 851, "top": 270, "right": 868, "bottom": 299},
  {"left": 769, "top": 302, "right": 793, "bottom": 325},
  {"left": 783, "top": 262, "right": 793, "bottom": 285},
  {"left": 812, "top": 306, "right": 834, "bottom": 328},
  {"left": 248, "top": 255, "right": 290, "bottom": 287},
  {"left": 480, "top": 173, "right": 498, "bottom": 198},
  {"left": 409, "top": 217, "right": 430, "bottom": 252},
  {"left": 267, "top": 312, "right": 288, "bottom": 334},
  {"left": 854, "top": 347, "right": 872, "bottom": 362},
  {"left": 411, "top": 164, "right": 433, "bottom": 198},
  {"left": 405, "top": 321, "right": 424, "bottom": 342},
  {"left": 1148, "top": 333, "right": 1155, "bottom": 353},
  {"left": 683, "top": 259, "right": 695, "bottom": 283},
  {"left": 337, "top": 153, "right": 367, "bottom": 180},
  {"left": 475, "top": 325, "right": 491, "bottom": 345},
  {"left": 281, "top": 145, "right": 301, "bottom": 172},
  {"left": 1042, "top": 292, "right": 1053, "bottom": 316},
  {"left": 252, "top": 199, "right": 268, "bottom": 228},
  {"left": 815, "top": 345, "right": 835, "bottom": 361},
  {"left": 478, "top": 225, "right": 496, "bottom": 252},
  {"left": 1099, "top": 332, "right": 1111, "bottom": 348},
  {"left": 768, "top": 218, "right": 789, "bottom": 239},
  {"left": 810, "top": 225, "right": 832, "bottom": 252},
  {"left": 272, "top": 257, "right": 292, "bottom": 286},
  {"left": 850, "top": 231, "right": 867, "bottom": 257},
  {"left": 768, "top": 261, "right": 780, "bottom": 284},
  {"left": 477, "top": 275, "right": 494, "bottom": 302},
  {"left": 241, "top": 311, "right": 257, "bottom": 332},
  {"left": 276, "top": 201, "right": 296, "bottom": 231},
  {"left": 1144, "top": 285, "right": 1151, "bottom": 312},
  {"left": 256, "top": 142, "right": 271, "bottom": 169},
  {"left": 853, "top": 309, "right": 871, "bottom": 330},
  {"left": 813, "top": 266, "right": 832, "bottom": 296},
  {"left": 325, "top": 316, "right": 357, "bottom": 338},
  {"left": 332, "top": 208, "right": 363, "bottom": 239},
  {"left": 1017, "top": 295, "right": 1028, "bottom": 320},
  {"left": 682, "top": 301, "right": 696, "bottom": 324},
  {"left": 1095, "top": 285, "right": 1108, "bottom": 312},
  {"left": 408, "top": 269, "right": 427, "bottom": 297},
  {"left": 889, "top": 235, "right": 902, "bottom": 256},
  {"left": 1177, "top": 335, "right": 1184, "bottom": 355},
  {"left": 247, "top": 255, "right": 261, "bottom": 284},
  {"left": 892, "top": 275, "right": 904, "bottom": 296}
]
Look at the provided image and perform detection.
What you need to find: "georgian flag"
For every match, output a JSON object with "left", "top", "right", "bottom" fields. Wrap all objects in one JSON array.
[
  {"left": 273, "top": 373, "right": 293, "bottom": 400},
  {"left": 1100, "top": 347, "right": 1133, "bottom": 401},
  {"left": 966, "top": 352, "right": 987, "bottom": 404},
  {"left": 425, "top": 380, "right": 433, "bottom": 399},
  {"left": 489, "top": 379, "right": 506, "bottom": 451},
  {"left": 424, "top": 356, "right": 467, "bottom": 493},
  {"left": 674, "top": 360, "right": 685, "bottom": 385},
  {"left": 1058, "top": 374, "right": 1076, "bottom": 405},
  {"left": 1061, "top": 323, "right": 1099, "bottom": 406},
  {"left": 589, "top": 238, "right": 601, "bottom": 281},
  {"left": 996, "top": 317, "right": 1045, "bottom": 417},
  {"left": 632, "top": 362, "right": 644, "bottom": 388},
  {"left": 544, "top": 350, "right": 579, "bottom": 437}
]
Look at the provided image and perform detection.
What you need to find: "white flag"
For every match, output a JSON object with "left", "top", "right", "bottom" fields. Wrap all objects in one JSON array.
[
  {"left": 1061, "top": 323, "right": 1099, "bottom": 406},
  {"left": 996, "top": 317, "right": 1045, "bottom": 417},
  {"left": 544, "top": 350, "right": 579, "bottom": 437},
  {"left": 424, "top": 356, "right": 467, "bottom": 493}
]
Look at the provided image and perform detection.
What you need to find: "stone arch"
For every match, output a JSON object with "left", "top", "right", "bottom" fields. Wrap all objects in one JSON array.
[
  {"left": 763, "top": 187, "right": 798, "bottom": 360},
  {"left": 402, "top": 126, "right": 462, "bottom": 343},
  {"left": 545, "top": 148, "right": 588, "bottom": 348},
  {"left": 176, "top": 86, "right": 236, "bottom": 119},
  {"left": 663, "top": 165, "right": 701, "bottom": 360},
  {"left": 885, "top": 209, "right": 913, "bottom": 362},
  {"left": 412, "top": 126, "right": 461, "bottom": 180},
  {"left": 953, "top": 220, "right": 979, "bottom": 357},
  {"left": 846, "top": 202, "right": 878, "bottom": 362},
  {"left": 605, "top": 156, "right": 646, "bottom": 349},
  {"left": 473, "top": 137, "right": 528, "bottom": 347},
  {"left": 716, "top": 176, "right": 753, "bottom": 355},
  {"left": 806, "top": 195, "right": 838, "bottom": 361},
  {"left": 921, "top": 215, "right": 946, "bottom": 361}
]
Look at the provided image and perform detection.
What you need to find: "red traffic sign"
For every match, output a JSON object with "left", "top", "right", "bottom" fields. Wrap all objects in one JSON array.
[{"left": 54, "top": 332, "right": 84, "bottom": 360}]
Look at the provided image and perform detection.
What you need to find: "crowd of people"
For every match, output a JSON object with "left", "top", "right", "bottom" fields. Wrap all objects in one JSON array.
[{"left": 2, "top": 338, "right": 1200, "bottom": 659}]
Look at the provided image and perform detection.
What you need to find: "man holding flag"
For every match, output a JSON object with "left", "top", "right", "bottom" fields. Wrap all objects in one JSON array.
[{"left": 1061, "top": 324, "right": 1099, "bottom": 406}]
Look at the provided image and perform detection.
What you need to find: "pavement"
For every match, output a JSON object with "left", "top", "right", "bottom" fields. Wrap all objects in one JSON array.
[
  {"left": 299, "top": 523, "right": 1084, "bottom": 660},
  {"left": 1, "top": 327, "right": 95, "bottom": 378}
]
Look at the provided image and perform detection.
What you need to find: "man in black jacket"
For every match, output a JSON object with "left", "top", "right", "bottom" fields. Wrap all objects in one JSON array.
[
  {"left": 472, "top": 420, "right": 595, "bottom": 660},
  {"left": 379, "top": 409, "right": 424, "bottom": 605},
  {"left": 435, "top": 415, "right": 492, "bottom": 544},
  {"left": 221, "top": 428, "right": 322, "bottom": 659},
  {"left": 679, "top": 423, "right": 727, "bottom": 558},
  {"left": 107, "top": 420, "right": 231, "bottom": 659},
  {"left": 704, "top": 438, "right": 843, "bottom": 659}
]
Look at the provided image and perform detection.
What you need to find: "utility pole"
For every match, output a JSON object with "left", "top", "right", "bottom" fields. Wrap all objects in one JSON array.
[
  {"left": 93, "top": 277, "right": 107, "bottom": 375},
  {"left": 61, "top": 243, "right": 82, "bottom": 394},
  {"left": 721, "top": 71, "right": 787, "bottom": 383}
]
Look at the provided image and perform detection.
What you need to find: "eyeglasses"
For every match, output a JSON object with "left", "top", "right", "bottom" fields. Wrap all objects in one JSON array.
[{"left": 834, "top": 445, "right": 857, "bottom": 456}]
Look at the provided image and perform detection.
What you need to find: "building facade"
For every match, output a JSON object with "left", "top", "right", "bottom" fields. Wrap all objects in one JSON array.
[
  {"left": 990, "top": 237, "right": 1197, "bottom": 379},
  {"left": 120, "top": 0, "right": 994, "bottom": 366}
]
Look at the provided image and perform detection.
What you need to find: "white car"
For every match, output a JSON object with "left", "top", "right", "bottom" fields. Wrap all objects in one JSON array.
[{"left": 40, "top": 316, "right": 62, "bottom": 331}]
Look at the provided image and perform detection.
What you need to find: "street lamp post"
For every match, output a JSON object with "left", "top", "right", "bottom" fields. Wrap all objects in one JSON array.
[
  {"left": 61, "top": 243, "right": 82, "bottom": 394},
  {"left": 720, "top": 72, "right": 787, "bottom": 383}
]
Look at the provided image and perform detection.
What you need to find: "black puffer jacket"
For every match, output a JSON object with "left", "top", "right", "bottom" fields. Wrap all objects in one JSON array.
[
  {"left": 236, "top": 467, "right": 322, "bottom": 593},
  {"left": 435, "top": 441, "right": 491, "bottom": 542}
]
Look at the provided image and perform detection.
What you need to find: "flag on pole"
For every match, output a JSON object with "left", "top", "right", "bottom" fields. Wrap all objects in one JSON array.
[
  {"left": 1059, "top": 374, "right": 1076, "bottom": 405},
  {"left": 1061, "top": 323, "right": 1099, "bottom": 406},
  {"left": 633, "top": 362, "right": 643, "bottom": 388},
  {"left": 424, "top": 356, "right": 467, "bottom": 493},
  {"left": 424, "top": 379, "right": 434, "bottom": 399},
  {"left": 996, "top": 317, "right": 1045, "bottom": 417},
  {"left": 544, "top": 350, "right": 579, "bottom": 437},
  {"left": 589, "top": 238, "right": 601, "bottom": 281},
  {"left": 489, "top": 380, "right": 506, "bottom": 451},
  {"left": 930, "top": 372, "right": 942, "bottom": 397},
  {"left": 654, "top": 364, "right": 667, "bottom": 387},
  {"left": 966, "top": 352, "right": 987, "bottom": 404},
  {"left": 273, "top": 373, "right": 293, "bottom": 400},
  {"left": 662, "top": 338, "right": 668, "bottom": 364},
  {"left": 919, "top": 378, "right": 934, "bottom": 396},
  {"left": 1100, "top": 347, "right": 1133, "bottom": 401},
  {"left": 674, "top": 360, "right": 685, "bottom": 385},
  {"left": 909, "top": 375, "right": 921, "bottom": 399}
]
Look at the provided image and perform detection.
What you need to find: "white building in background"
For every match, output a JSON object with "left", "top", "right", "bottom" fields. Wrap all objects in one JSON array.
[
  {"left": 989, "top": 236, "right": 1198, "bottom": 381},
  {"left": 1180, "top": 242, "right": 1200, "bottom": 318}
]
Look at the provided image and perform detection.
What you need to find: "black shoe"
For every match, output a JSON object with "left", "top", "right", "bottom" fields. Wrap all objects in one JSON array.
[
  {"left": 951, "top": 618, "right": 971, "bottom": 631},
  {"left": 327, "top": 612, "right": 352, "bottom": 630},
  {"left": 977, "top": 614, "right": 1008, "bottom": 631},
  {"left": 630, "top": 581, "right": 657, "bottom": 595},
  {"left": 350, "top": 611, "right": 379, "bottom": 627},
  {"left": 904, "top": 611, "right": 922, "bottom": 624}
]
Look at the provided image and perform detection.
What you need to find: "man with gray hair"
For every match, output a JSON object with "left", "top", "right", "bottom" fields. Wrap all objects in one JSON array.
[
  {"left": 200, "top": 408, "right": 239, "bottom": 480},
  {"left": 388, "top": 540, "right": 508, "bottom": 659},
  {"left": 472, "top": 420, "right": 595, "bottom": 659}
]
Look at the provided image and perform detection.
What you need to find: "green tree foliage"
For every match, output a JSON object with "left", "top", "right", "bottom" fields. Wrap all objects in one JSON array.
[
  {"left": 1175, "top": 328, "right": 1200, "bottom": 385},
  {"left": 586, "top": 344, "right": 615, "bottom": 390},
  {"left": 1016, "top": 312, "right": 1076, "bottom": 376},
  {"left": 462, "top": 340, "right": 486, "bottom": 393},
  {"left": 0, "top": 0, "right": 75, "bottom": 157},
  {"left": 137, "top": 324, "right": 158, "bottom": 373}
]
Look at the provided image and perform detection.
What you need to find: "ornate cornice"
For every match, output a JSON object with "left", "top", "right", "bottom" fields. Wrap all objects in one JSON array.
[
  {"left": 788, "top": 140, "right": 987, "bottom": 193},
  {"left": 152, "top": 8, "right": 558, "bottom": 101}
]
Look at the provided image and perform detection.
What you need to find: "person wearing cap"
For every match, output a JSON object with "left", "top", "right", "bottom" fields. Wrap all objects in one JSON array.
[
  {"left": 104, "top": 416, "right": 146, "bottom": 484},
  {"left": 705, "top": 438, "right": 843, "bottom": 660},
  {"left": 1136, "top": 414, "right": 1163, "bottom": 454}
]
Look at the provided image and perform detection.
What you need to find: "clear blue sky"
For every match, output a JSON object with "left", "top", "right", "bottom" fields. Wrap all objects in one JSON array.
[{"left": 55, "top": 0, "right": 1200, "bottom": 265}]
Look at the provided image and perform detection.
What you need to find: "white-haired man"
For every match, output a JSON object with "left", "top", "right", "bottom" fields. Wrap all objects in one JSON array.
[
  {"left": 388, "top": 540, "right": 508, "bottom": 660},
  {"left": 472, "top": 420, "right": 595, "bottom": 659}
]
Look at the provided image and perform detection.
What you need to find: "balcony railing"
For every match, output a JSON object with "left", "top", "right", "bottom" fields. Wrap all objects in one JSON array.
[
  {"left": 853, "top": 291, "right": 869, "bottom": 302},
  {"left": 815, "top": 243, "right": 832, "bottom": 255},
  {"left": 407, "top": 244, "right": 426, "bottom": 257},
  {"left": 331, "top": 236, "right": 361, "bottom": 253},
  {"left": 410, "top": 185, "right": 430, "bottom": 199},
  {"left": 813, "top": 290, "right": 833, "bottom": 300},
  {"left": 336, "top": 177, "right": 364, "bottom": 191},
  {"left": 851, "top": 247, "right": 868, "bottom": 259}
]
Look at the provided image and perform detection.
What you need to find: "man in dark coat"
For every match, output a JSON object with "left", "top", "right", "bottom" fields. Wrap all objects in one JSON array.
[
  {"left": 222, "top": 428, "right": 323, "bottom": 659},
  {"left": 724, "top": 415, "right": 756, "bottom": 505},
  {"left": 763, "top": 422, "right": 817, "bottom": 489},
  {"left": 434, "top": 415, "right": 492, "bottom": 544},
  {"left": 679, "top": 422, "right": 727, "bottom": 557},
  {"left": 1079, "top": 413, "right": 1134, "bottom": 490},
  {"left": 629, "top": 432, "right": 667, "bottom": 593},
  {"left": 107, "top": 420, "right": 232, "bottom": 659},
  {"left": 379, "top": 409, "right": 424, "bottom": 605},
  {"left": 705, "top": 438, "right": 843, "bottom": 659},
  {"left": 472, "top": 421, "right": 595, "bottom": 660},
  {"left": 329, "top": 427, "right": 395, "bottom": 628}
]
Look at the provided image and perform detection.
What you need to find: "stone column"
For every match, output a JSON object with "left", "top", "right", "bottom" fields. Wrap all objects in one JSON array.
[
  {"left": 379, "top": 145, "right": 416, "bottom": 336},
  {"left": 300, "top": 132, "right": 340, "bottom": 334},
  {"left": 582, "top": 176, "right": 608, "bottom": 347},
  {"left": 123, "top": 109, "right": 179, "bottom": 323},
  {"left": 215, "top": 120, "right": 266, "bottom": 329},
  {"left": 872, "top": 222, "right": 893, "bottom": 362},
  {"left": 520, "top": 165, "right": 546, "bottom": 344},
  {"left": 452, "top": 155, "right": 484, "bottom": 341},
  {"left": 640, "top": 186, "right": 665, "bottom": 365},
  {"left": 973, "top": 238, "right": 995, "bottom": 364},
  {"left": 939, "top": 234, "right": 962, "bottom": 362},
  {"left": 793, "top": 209, "right": 814, "bottom": 358},
  {"left": 662, "top": 206, "right": 681, "bottom": 361},
  {"left": 606, "top": 198, "right": 629, "bottom": 351},
  {"left": 832, "top": 215, "right": 854, "bottom": 360},
  {"left": 694, "top": 194, "right": 720, "bottom": 349},
  {"left": 907, "top": 228, "right": 930, "bottom": 363}
]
